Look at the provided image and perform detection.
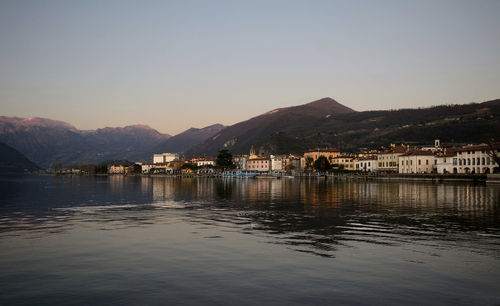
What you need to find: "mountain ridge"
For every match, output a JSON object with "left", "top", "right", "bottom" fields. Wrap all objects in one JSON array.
[
  {"left": 186, "top": 98, "right": 500, "bottom": 156},
  {"left": 0, "top": 142, "right": 41, "bottom": 173},
  {"left": 153, "top": 124, "right": 226, "bottom": 155}
]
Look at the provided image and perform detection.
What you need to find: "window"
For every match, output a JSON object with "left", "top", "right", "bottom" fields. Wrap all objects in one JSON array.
[
  {"left": 426, "top": 160, "right": 429, "bottom": 165},
  {"left": 418, "top": 160, "right": 421, "bottom": 165}
]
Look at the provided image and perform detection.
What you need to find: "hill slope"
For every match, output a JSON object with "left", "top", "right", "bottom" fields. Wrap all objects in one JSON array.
[
  {"left": 187, "top": 98, "right": 500, "bottom": 156},
  {"left": 0, "top": 142, "right": 40, "bottom": 173},
  {"left": 186, "top": 97, "right": 356, "bottom": 156},
  {"left": 153, "top": 124, "right": 225, "bottom": 155}
]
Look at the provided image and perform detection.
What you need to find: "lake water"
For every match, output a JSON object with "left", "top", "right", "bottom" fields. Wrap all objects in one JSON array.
[{"left": 0, "top": 175, "right": 499, "bottom": 305}]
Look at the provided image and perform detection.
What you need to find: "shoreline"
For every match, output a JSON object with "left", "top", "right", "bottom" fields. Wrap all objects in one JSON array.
[{"left": 40, "top": 172, "right": 500, "bottom": 184}]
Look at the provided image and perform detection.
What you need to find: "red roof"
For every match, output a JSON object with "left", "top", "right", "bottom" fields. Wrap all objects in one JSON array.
[{"left": 400, "top": 150, "right": 435, "bottom": 156}]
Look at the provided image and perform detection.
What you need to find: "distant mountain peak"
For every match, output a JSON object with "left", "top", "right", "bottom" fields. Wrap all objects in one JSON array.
[
  {"left": 303, "top": 97, "right": 356, "bottom": 112},
  {"left": 0, "top": 116, "right": 78, "bottom": 131}
]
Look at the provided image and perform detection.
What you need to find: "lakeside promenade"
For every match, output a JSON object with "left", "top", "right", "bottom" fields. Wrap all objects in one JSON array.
[{"left": 56, "top": 172, "right": 500, "bottom": 184}]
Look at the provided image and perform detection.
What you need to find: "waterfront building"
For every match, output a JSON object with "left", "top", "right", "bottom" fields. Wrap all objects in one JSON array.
[
  {"left": 196, "top": 158, "right": 215, "bottom": 167},
  {"left": 451, "top": 144, "right": 499, "bottom": 174},
  {"left": 377, "top": 144, "right": 407, "bottom": 172},
  {"left": 109, "top": 165, "right": 125, "bottom": 174},
  {"left": 398, "top": 150, "right": 435, "bottom": 174},
  {"left": 270, "top": 155, "right": 284, "bottom": 172},
  {"left": 246, "top": 157, "right": 270, "bottom": 172},
  {"left": 303, "top": 148, "right": 341, "bottom": 164},
  {"left": 331, "top": 155, "right": 355, "bottom": 171},
  {"left": 233, "top": 155, "right": 249, "bottom": 170},
  {"left": 141, "top": 163, "right": 155, "bottom": 174},
  {"left": 153, "top": 153, "right": 179, "bottom": 164},
  {"left": 283, "top": 155, "right": 301, "bottom": 172},
  {"left": 150, "top": 163, "right": 175, "bottom": 174},
  {"left": 355, "top": 156, "right": 378, "bottom": 172},
  {"left": 435, "top": 149, "right": 456, "bottom": 174}
]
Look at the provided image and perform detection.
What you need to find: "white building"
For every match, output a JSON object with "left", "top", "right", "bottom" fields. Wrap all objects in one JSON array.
[
  {"left": 451, "top": 144, "right": 499, "bottom": 174},
  {"left": 196, "top": 159, "right": 215, "bottom": 167},
  {"left": 153, "top": 153, "right": 179, "bottom": 164},
  {"left": 141, "top": 163, "right": 155, "bottom": 174},
  {"left": 399, "top": 150, "right": 435, "bottom": 174},
  {"left": 355, "top": 156, "right": 378, "bottom": 172},
  {"left": 435, "top": 149, "right": 456, "bottom": 174}
]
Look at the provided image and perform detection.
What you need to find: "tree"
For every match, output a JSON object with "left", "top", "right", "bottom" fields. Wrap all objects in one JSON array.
[
  {"left": 181, "top": 163, "right": 198, "bottom": 172},
  {"left": 216, "top": 149, "right": 235, "bottom": 169},
  {"left": 305, "top": 156, "right": 314, "bottom": 171},
  {"left": 487, "top": 141, "right": 500, "bottom": 173},
  {"left": 132, "top": 164, "right": 142, "bottom": 174},
  {"left": 53, "top": 162, "right": 62, "bottom": 173},
  {"left": 487, "top": 141, "right": 500, "bottom": 166},
  {"left": 313, "top": 156, "right": 332, "bottom": 172},
  {"left": 285, "top": 164, "right": 296, "bottom": 172},
  {"left": 95, "top": 163, "right": 108, "bottom": 174}
]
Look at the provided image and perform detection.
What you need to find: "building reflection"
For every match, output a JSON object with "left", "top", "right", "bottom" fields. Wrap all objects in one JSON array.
[{"left": 1, "top": 176, "right": 499, "bottom": 258}]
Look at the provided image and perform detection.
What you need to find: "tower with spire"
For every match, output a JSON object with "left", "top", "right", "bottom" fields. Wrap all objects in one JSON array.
[{"left": 249, "top": 145, "right": 258, "bottom": 159}]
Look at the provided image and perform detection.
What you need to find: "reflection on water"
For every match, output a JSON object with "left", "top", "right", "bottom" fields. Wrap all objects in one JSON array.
[{"left": 0, "top": 175, "right": 499, "bottom": 305}]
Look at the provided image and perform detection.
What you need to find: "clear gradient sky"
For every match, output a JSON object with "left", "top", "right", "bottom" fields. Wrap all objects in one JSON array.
[{"left": 1, "top": 0, "right": 499, "bottom": 134}]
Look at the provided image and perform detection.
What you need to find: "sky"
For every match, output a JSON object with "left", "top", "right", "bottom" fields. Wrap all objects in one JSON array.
[{"left": 1, "top": 0, "right": 499, "bottom": 135}]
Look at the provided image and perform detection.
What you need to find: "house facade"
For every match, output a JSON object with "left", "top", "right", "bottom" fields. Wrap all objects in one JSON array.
[
  {"left": 153, "top": 153, "right": 179, "bottom": 164},
  {"left": 451, "top": 144, "right": 499, "bottom": 174},
  {"left": 270, "top": 155, "right": 284, "bottom": 172},
  {"left": 355, "top": 156, "right": 378, "bottom": 172},
  {"left": 196, "top": 159, "right": 215, "bottom": 167},
  {"left": 378, "top": 145, "right": 407, "bottom": 172},
  {"left": 233, "top": 155, "right": 248, "bottom": 170},
  {"left": 109, "top": 165, "right": 125, "bottom": 174},
  {"left": 399, "top": 150, "right": 435, "bottom": 174},
  {"left": 332, "top": 155, "right": 355, "bottom": 171},
  {"left": 246, "top": 158, "right": 270, "bottom": 172},
  {"left": 303, "top": 148, "right": 341, "bottom": 164}
]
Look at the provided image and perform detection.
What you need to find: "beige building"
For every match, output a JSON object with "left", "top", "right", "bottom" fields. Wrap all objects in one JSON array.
[
  {"left": 331, "top": 155, "right": 355, "bottom": 171},
  {"left": 283, "top": 155, "right": 301, "bottom": 172},
  {"left": 378, "top": 145, "right": 407, "bottom": 172},
  {"left": 303, "top": 148, "right": 341, "bottom": 163},
  {"left": 399, "top": 150, "right": 436, "bottom": 174},
  {"left": 109, "top": 165, "right": 125, "bottom": 174}
]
